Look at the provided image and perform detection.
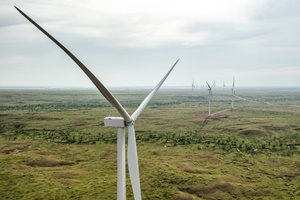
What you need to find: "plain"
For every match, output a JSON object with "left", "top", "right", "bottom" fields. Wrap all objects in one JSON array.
[{"left": 0, "top": 87, "right": 299, "bottom": 199}]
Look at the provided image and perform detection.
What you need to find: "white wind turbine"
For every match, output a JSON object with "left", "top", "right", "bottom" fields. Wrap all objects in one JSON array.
[
  {"left": 191, "top": 79, "right": 196, "bottom": 94},
  {"left": 212, "top": 80, "right": 216, "bottom": 89},
  {"left": 206, "top": 81, "right": 213, "bottom": 116},
  {"left": 15, "top": 7, "right": 179, "bottom": 200}
]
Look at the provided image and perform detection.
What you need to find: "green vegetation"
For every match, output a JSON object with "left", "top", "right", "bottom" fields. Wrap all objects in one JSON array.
[{"left": 0, "top": 88, "right": 299, "bottom": 199}]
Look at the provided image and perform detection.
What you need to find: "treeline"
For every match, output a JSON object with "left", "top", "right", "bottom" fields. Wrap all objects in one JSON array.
[
  {"left": 0, "top": 101, "right": 111, "bottom": 111},
  {"left": 0, "top": 100, "right": 185, "bottom": 111},
  {"left": 136, "top": 131, "right": 299, "bottom": 155},
  {"left": 1, "top": 124, "right": 299, "bottom": 156}
]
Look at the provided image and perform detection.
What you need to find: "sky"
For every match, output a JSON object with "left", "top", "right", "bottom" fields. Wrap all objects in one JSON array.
[{"left": 1, "top": 0, "right": 300, "bottom": 88}]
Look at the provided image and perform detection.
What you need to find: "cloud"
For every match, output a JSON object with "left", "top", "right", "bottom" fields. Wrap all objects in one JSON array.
[
  {"left": 1, "top": 0, "right": 300, "bottom": 87},
  {"left": 6, "top": 0, "right": 268, "bottom": 48}
]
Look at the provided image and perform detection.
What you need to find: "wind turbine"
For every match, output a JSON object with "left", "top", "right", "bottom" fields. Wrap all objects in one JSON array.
[
  {"left": 192, "top": 80, "right": 196, "bottom": 95},
  {"left": 212, "top": 80, "right": 216, "bottom": 89},
  {"left": 15, "top": 6, "right": 179, "bottom": 200},
  {"left": 206, "top": 82, "right": 213, "bottom": 116},
  {"left": 231, "top": 76, "right": 235, "bottom": 109}
]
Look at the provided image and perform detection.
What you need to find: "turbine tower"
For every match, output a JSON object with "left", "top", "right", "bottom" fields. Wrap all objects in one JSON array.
[
  {"left": 192, "top": 80, "right": 196, "bottom": 94},
  {"left": 206, "top": 82, "right": 213, "bottom": 116},
  {"left": 15, "top": 6, "right": 179, "bottom": 200}
]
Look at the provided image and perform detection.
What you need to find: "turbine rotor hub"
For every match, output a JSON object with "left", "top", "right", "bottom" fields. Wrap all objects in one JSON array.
[{"left": 126, "top": 119, "right": 135, "bottom": 126}]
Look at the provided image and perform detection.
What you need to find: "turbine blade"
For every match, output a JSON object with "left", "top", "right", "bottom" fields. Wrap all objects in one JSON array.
[
  {"left": 131, "top": 59, "right": 179, "bottom": 121},
  {"left": 127, "top": 125, "right": 141, "bottom": 200},
  {"left": 206, "top": 82, "right": 211, "bottom": 90},
  {"left": 233, "top": 76, "right": 235, "bottom": 89},
  {"left": 15, "top": 7, "right": 131, "bottom": 122}
]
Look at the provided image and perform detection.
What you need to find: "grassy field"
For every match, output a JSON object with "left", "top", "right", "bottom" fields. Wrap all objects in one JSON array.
[{"left": 0, "top": 87, "right": 299, "bottom": 199}]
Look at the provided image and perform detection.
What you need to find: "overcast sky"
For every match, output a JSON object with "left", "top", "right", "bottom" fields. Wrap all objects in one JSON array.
[{"left": 1, "top": 0, "right": 300, "bottom": 88}]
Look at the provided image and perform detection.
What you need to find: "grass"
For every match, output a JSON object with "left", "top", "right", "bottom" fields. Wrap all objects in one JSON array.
[{"left": 0, "top": 87, "right": 299, "bottom": 199}]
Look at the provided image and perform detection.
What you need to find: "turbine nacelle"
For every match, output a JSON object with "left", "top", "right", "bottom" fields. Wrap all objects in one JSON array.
[
  {"left": 104, "top": 116, "right": 137, "bottom": 127},
  {"left": 104, "top": 117, "right": 126, "bottom": 128}
]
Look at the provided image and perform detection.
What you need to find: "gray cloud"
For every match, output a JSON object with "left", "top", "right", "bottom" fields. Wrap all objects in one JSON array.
[{"left": 1, "top": 0, "right": 300, "bottom": 87}]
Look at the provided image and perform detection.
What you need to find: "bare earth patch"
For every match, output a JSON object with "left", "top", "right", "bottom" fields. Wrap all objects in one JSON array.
[
  {"left": 183, "top": 166, "right": 210, "bottom": 174},
  {"left": 239, "top": 129, "right": 268, "bottom": 137},
  {"left": 26, "top": 158, "right": 74, "bottom": 167},
  {"left": 0, "top": 143, "right": 32, "bottom": 154},
  {"left": 177, "top": 163, "right": 211, "bottom": 174},
  {"left": 178, "top": 182, "right": 239, "bottom": 200},
  {"left": 193, "top": 114, "right": 229, "bottom": 120},
  {"left": 100, "top": 150, "right": 116, "bottom": 161}
]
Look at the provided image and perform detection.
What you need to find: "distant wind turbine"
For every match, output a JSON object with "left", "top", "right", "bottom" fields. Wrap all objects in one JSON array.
[
  {"left": 206, "top": 81, "right": 213, "bottom": 116},
  {"left": 212, "top": 80, "right": 216, "bottom": 89},
  {"left": 15, "top": 6, "right": 179, "bottom": 200},
  {"left": 192, "top": 80, "right": 196, "bottom": 95}
]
